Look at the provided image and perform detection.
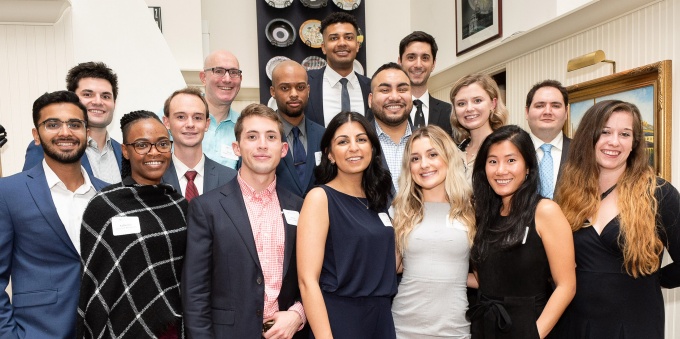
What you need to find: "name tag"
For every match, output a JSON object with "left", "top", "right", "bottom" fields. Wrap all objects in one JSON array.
[
  {"left": 221, "top": 144, "right": 239, "bottom": 160},
  {"left": 111, "top": 216, "right": 141, "bottom": 236},
  {"left": 378, "top": 212, "right": 393, "bottom": 227},
  {"left": 282, "top": 209, "right": 299, "bottom": 226},
  {"left": 315, "top": 151, "right": 322, "bottom": 166}
]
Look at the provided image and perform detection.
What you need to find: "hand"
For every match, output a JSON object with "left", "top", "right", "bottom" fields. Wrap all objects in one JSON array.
[{"left": 262, "top": 311, "right": 303, "bottom": 339}]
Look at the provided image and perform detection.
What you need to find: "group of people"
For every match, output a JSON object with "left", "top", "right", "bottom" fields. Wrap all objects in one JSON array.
[{"left": 1, "top": 10, "right": 679, "bottom": 339}]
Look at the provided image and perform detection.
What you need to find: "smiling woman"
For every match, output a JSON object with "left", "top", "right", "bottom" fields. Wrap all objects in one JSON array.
[{"left": 77, "top": 111, "right": 189, "bottom": 339}]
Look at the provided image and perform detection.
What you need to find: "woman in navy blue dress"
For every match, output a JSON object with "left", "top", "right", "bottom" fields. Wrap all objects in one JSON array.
[{"left": 297, "top": 112, "right": 396, "bottom": 339}]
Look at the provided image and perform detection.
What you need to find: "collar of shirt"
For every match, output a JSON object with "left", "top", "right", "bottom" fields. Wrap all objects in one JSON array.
[
  {"left": 87, "top": 133, "right": 112, "bottom": 152},
  {"left": 411, "top": 91, "right": 431, "bottom": 124},
  {"left": 529, "top": 131, "right": 564, "bottom": 152},
  {"left": 324, "top": 66, "right": 359, "bottom": 88},
  {"left": 279, "top": 113, "right": 307, "bottom": 139},
  {"left": 237, "top": 172, "right": 277, "bottom": 203},
  {"left": 172, "top": 153, "right": 206, "bottom": 178},
  {"left": 209, "top": 107, "right": 240, "bottom": 125},
  {"left": 412, "top": 91, "right": 431, "bottom": 109},
  {"left": 43, "top": 159, "right": 95, "bottom": 194},
  {"left": 374, "top": 120, "right": 413, "bottom": 145}
]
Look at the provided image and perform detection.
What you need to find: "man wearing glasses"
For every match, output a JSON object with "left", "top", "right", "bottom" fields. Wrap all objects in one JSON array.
[
  {"left": 0, "top": 91, "right": 108, "bottom": 338},
  {"left": 200, "top": 50, "right": 243, "bottom": 169}
]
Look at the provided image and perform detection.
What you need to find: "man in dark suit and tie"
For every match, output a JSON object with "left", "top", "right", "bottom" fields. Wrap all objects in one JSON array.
[
  {"left": 398, "top": 31, "right": 453, "bottom": 135},
  {"left": 305, "top": 12, "right": 372, "bottom": 126},
  {"left": 161, "top": 87, "right": 236, "bottom": 200},
  {"left": 23, "top": 62, "right": 123, "bottom": 183},
  {"left": 271, "top": 60, "right": 325, "bottom": 198},
  {"left": 183, "top": 104, "right": 306, "bottom": 338},
  {"left": 0, "top": 91, "right": 107, "bottom": 338},
  {"left": 525, "top": 79, "right": 571, "bottom": 199}
]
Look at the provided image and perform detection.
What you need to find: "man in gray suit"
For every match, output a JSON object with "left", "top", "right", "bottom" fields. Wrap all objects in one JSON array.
[
  {"left": 525, "top": 79, "right": 571, "bottom": 199},
  {"left": 398, "top": 31, "right": 453, "bottom": 135},
  {"left": 161, "top": 87, "right": 236, "bottom": 200}
]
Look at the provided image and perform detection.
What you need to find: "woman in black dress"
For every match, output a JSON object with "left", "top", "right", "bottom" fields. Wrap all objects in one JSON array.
[
  {"left": 468, "top": 125, "right": 575, "bottom": 338},
  {"left": 555, "top": 100, "right": 680, "bottom": 338}
]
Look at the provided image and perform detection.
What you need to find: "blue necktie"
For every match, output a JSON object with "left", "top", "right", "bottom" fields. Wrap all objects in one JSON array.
[
  {"left": 539, "top": 144, "right": 554, "bottom": 199},
  {"left": 292, "top": 127, "right": 306, "bottom": 183},
  {"left": 339, "top": 78, "right": 350, "bottom": 112}
]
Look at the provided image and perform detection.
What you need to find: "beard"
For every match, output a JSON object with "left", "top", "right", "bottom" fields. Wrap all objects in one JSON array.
[
  {"left": 40, "top": 136, "right": 87, "bottom": 164},
  {"left": 278, "top": 104, "right": 304, "bottom": 119},
  {"left": 373, "top": 105, "right": 411, "bottom": 127}
]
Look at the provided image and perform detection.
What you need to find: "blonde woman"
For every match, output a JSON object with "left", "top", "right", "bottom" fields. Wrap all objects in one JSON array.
[
  {"left": 392, "top": 126, "right": 476, "bottom": 338},
  {"left": 449, "top": 73, "right": 507, "bottom": 181},
  {"left": 555, "top": 100, "right": 680, "bottom": 338}
]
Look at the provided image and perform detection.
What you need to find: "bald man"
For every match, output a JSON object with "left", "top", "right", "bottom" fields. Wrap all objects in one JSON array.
[
  {"left": 200, "top": 50, "right": 243, "bottom": 168},
  {"left": 271, "top": 61, "right": 325, "bottom": 197}
]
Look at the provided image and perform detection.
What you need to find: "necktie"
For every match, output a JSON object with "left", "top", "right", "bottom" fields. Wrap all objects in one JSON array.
[
  {"left": 292, "top": 127, "right": 307, "bottom": 183},
  {"left": 339, "top": 78, "right": 350, "bottom": 112},
  {"left": 539, "top": 144, "right": 554, "bottom": 199},
  {"left": 184, "top": 170, "right": 199, "bottom": 202},
  {"left": 413, "top": 99, "right": 425, "bottom": 129}
]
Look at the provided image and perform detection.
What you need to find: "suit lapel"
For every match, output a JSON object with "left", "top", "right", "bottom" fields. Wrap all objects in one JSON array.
[
  {"left": 25, "top": 166, "right": 78, "bottom": 256},
  {"left": 309, "top": 68, "right": 325, "bottom": 125},
  {"left": 301, "top": 121, "right": 321, "bottom": 190},
  {"left": 203, "top": 158, "right": 219, "bottom": 192},
  {"left": 282, "top": 151, "right": 303, "bottom": 193},
  {"left": 111, "top": 139, "right": 123, "bottom": 171},
  {"left": 162, "top": 160, "right": 182, "bottom": 193},
  {"left": 277, "top": 187, "right": 297, "bottom": 279},
  {"left": 219, "top": 181, "right": 262, "bottom": 270}
]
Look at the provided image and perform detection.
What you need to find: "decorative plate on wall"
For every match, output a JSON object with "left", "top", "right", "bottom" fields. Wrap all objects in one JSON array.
[
  {"left": 265, "top": 0, "right": 293, "bottom": 9},
  {"left": 299, "top": 20, "right": 323, "bottom": 48},
  {"left": 334, "top": 0, "right": 360, "bottom": 10},
  {"left": 302, "top": 56, "right": 327, "bottom": 70},
  {"left": 265, "top": 56, "right": 291, "bottom": 80},
  {"left": 300, "top": 0, "right": 328, "bottom": 8},
  {"left": 266, "top": 18, "right": 296, "bottom": 47}
]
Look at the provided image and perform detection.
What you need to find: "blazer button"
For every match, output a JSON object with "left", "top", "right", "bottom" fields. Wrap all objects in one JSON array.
[
  {"left": 257, "top": 276, "right": 263, "bottom": 284},
  {"left": 256, "top": 309, "right": 263, "bottom": 317}
]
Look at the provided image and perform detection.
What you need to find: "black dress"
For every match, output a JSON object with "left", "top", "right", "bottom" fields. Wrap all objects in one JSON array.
[
  {"left": 556, "top": 178, "right": 680, "bottom": 339},
  {"left": 468, "top": 214, "right": 553, "bottom": 339}
]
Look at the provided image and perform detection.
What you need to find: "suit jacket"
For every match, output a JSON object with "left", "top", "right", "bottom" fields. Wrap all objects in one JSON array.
[
  {"left": 0, "top": 164, "right": 107, "bottom": 338},
  {"left": 556, "top": 135, "right": 571, "bottom": 185},
  {"left": 182, "top": 178, "right": 306, "bottom": 338},
  {"left": 162, "top": 156, "right": 237, "bottom": 196},
  {"left": 305, "top": 66, "right": 372, "bottom": 126},
  {"left": 22, "top": 139, "right": 123, "bottom": 181},
  {"left": 428, "top": 96, "right": 453, "bottom": 136},
  {"left": 276, "top": 119, "right": 325, "bottom": 198}
]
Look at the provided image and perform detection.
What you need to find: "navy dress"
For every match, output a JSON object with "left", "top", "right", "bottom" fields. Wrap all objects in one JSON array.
[
  {"left": 312, "top": 185, "right": 398, "bottom": 339},
  {"left": 556, "top": 178, "right": 680, "bottom": 338}
]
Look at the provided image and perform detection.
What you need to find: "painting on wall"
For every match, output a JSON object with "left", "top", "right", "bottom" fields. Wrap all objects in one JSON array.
[
  {"left": 566, "top": 60, "right": 672, "bottom": 180},
  {"left": 455, "top": 0, "right": 502, "bottom": 55}
]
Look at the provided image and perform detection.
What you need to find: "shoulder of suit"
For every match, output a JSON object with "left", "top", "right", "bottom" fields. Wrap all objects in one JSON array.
[{"left": 430, "top": 96, "right": 451, "bottom": 107}]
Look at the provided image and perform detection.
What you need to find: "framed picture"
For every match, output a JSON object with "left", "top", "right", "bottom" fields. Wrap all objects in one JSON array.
[
  {"left": 566, "top": 60, "right": 672, "bottom": 180},
  {"left": 455, "top": 0, "right": 502, "bottom": 56}
]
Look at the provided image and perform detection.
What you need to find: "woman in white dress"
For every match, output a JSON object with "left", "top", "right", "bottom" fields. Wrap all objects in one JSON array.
[{"left": 392, "top": 125, "right": 476, "bottom": 339}]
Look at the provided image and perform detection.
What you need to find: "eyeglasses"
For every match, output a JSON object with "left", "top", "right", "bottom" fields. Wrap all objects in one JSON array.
[
  {"left": 124, "top": 140, "right": 173, "bottom": 155},
  {"left": 38, "top": 119, "right": 87, "bottom": 132},
  {"left": 204, "top": 67, "right": 242, "bottom": 78}
]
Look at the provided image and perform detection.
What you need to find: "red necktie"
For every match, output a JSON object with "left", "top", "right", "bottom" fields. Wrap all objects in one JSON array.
[{"left": 184, "top": 170, "right": 199, "bottom": 202}]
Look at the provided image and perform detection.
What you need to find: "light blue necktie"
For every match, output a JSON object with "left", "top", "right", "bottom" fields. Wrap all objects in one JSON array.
[{"left": 539, "top": 144, "right": 554, "bottom": 199}]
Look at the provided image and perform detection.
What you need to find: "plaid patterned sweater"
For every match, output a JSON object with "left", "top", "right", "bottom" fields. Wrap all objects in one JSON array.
[{"left": 77, "top": 177, "right": 188, "bottom": 338}]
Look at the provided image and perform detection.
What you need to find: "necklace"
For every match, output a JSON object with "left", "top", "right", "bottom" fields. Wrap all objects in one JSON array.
[
  {"left": 355, "top": 197, "right": 369, "bottom": 209},
  {"left": 600, "top": 184, "right": 617, "bottom": 200}
]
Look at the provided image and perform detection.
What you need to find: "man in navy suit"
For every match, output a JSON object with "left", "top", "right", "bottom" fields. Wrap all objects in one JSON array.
[
  {"left": 271, "top": 60, "right": 325, "bottom": 198},
  {"left": 0, "top": 91, "right": 107, "bottom": 338},
  {"left": 398, "top": 31, "right": 453, "bottom": 135},
  {"left": 305, "top": 12, "right": 371, "bottom": 126},
  {"left": 161, "top": 87, "right": 236, "bottom": 199},
  {"left": 183, "top": 104, "right": 306, "bottom": 338},
  {"left": 525, "top": 79, "right": 572, "bottom": 199},
  {"left": 22, "top": 62, "right": 123, "bottom": 183}
]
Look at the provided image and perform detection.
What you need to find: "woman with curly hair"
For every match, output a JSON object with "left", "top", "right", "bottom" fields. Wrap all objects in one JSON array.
[
  {"left": 391, "top": 125, "right": 475, "bottom": 338},
  {"left": 449, "top": 73, "right": 508, "bottom": 181},
  {"left": 554, "top": 100, "right": 680, "bottom": 338}
]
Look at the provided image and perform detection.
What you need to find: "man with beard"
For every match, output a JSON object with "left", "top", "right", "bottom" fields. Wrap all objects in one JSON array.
[
  {"left": 161, "top": 87, "right": 236, "bottom": 200},
  {"left": 305, "top": 12, "right": 371, "bottom": 126},
  {"left": 369, "top": 62, "right": 413, "bottom": 191},
  {"left": 0, "top": 91, "right": 108, "bottom": 338},
  {"left": 271, "top": 60, "right": 325, "bottom": 197},
  {"left": 398, "top": 31, "right": 453, "bottom": 135},
  {"left": 23, "top": 62, "right": 123, "bottom": 184}
]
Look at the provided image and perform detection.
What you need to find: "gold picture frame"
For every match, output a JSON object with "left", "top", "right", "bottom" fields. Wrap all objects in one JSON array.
[{"left": 565, "top": 60, "right": 672, "bottom": 180}]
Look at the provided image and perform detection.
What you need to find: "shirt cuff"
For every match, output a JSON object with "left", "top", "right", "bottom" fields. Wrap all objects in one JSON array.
[{"left": 288, "top": 301, "right": 307, "bottom": 330}]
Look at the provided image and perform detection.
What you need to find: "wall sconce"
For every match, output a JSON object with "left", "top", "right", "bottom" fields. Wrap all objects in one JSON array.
[{"left": 567, "top": 50, "right": 616, "bottom": 73}]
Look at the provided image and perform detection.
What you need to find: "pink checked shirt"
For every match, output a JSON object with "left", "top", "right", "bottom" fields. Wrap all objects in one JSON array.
[{"left": 237, "top": 175, "right": 306, "bottom": 325}]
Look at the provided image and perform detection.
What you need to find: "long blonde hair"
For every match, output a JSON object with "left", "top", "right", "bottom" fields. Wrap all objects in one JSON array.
[
  {"left": 555, "top": 100, "right": 661, "bottom": 277},
  {"left": 449, "top": 73, "right": 508, "bottom": 144},
  {"left": 392, "top": 126, "right": 475, "bottom": 255}
]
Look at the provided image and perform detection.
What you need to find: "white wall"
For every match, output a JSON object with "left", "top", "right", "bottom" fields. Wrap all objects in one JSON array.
[{"left": 144, "top": 0, "right": 203, "bottom": 71}]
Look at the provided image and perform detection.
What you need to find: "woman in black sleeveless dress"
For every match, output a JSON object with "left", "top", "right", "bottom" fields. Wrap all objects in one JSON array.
[{"left": 468, "top": 125, "right": 575, "bottom": 338}]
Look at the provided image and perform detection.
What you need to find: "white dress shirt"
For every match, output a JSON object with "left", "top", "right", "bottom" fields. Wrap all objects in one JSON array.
[
  {"left": 172, "top": 154, "right": 206, "bottom": 196},
  {"left": 322, "top": 67, "right": 366, "bottom": 125},
  {"left": 411, "top": 91, "right": 431, "bottom": 126},
  {"left": 529, "top": 132, "right": 564, "bottom": 189}
]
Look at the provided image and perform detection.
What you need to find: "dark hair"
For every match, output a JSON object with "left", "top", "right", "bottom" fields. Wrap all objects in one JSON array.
[
  {"left": 320, "top": 12, "right": 359, "bottom": 36},
  {"left": 525, "top": 79, "right": 568, "bottom": 108},
  {"left": 66, "top": 61, "right": 119, "bottom": 100},
  {"left": 32, "top": 90, "right": 87, "bottom": 127},
  {"left": 371, "top": 62, "right": 409, "bottom": 85},
  {"left": 163, "top": 87, "right": 209, "bottom": 119},
  {"left": 234, "top": 103, "right": 285, "bottom": 141},
  {"left": 470, "top": 125, "right": 541, "bottom": 265},
  {"left": 315, "top": 112, "right": 393, "bottom": 212},
  {"left": 120, "top": 110, "right": 163, "bottom": 178},
  {"left": 399, "top": 31, "right": 438, "bottom": 60}
]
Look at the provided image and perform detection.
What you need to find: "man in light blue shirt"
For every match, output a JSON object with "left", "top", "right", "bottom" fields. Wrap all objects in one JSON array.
[{"left": 200, "top": 50, "right": 242, "bottom": 168}]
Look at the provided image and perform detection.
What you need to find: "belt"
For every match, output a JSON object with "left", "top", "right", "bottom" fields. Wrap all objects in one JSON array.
[{"left": 466, "top": 294, "right": 512, "bottom": 339}]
